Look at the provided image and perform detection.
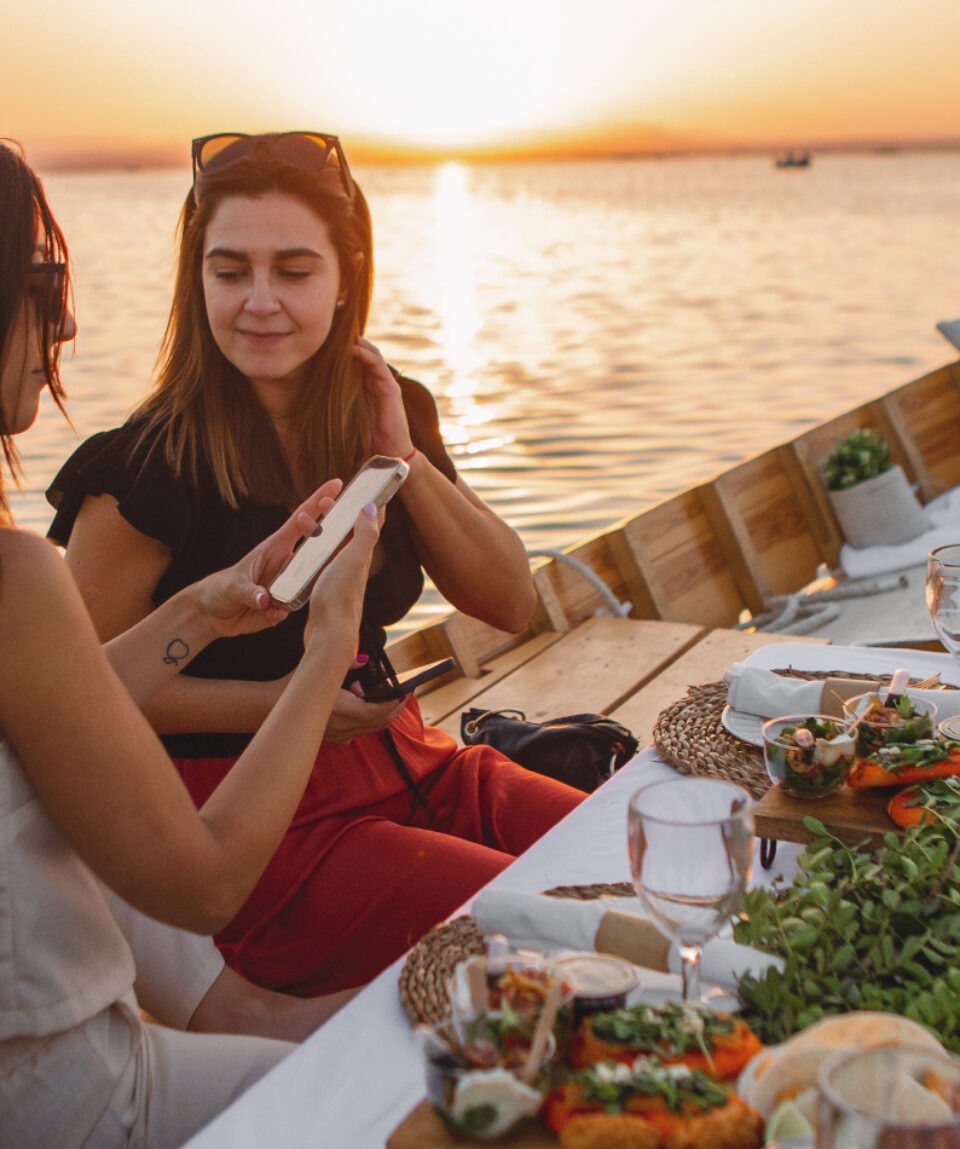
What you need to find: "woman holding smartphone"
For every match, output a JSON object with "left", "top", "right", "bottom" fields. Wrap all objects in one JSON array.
[
  {"left": 0, "top": 141, "right": 380, "bottom": 1147},
  {"left": 49, "top": 132, "right": 583, "bottom": 998}
]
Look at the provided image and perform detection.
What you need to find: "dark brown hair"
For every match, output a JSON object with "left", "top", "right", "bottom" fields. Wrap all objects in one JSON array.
[
  {"left": 133, "top": 154, "right": 376, "bottom": 508},
  {"left": 0, "top": 141, "right": 70, "bottom": 516}
]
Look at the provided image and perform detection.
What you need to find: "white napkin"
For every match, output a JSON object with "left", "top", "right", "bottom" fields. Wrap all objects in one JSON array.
[
  {"left": 725, "top": 665, "right": 960, "bottom": 722},
  {"left": 725, "top": 665, "right": 822, "bottom": 719},
  {"left": 840, "top": 485, "right": 960, "bottom": 578},
  {"left": 472, "top": 890, "right": 782, "bottom": 990}
]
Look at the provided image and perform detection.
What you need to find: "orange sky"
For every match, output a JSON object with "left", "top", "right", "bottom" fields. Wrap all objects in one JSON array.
[{"left": 3, "top": 0, "right": 960, "bottom": 167}]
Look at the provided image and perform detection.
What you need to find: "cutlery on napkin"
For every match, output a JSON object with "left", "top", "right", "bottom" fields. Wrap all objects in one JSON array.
[
  {"left": 724, "top": 666, "right": 960, "bottom": 722},
  {"left": 472, "top": 890, "right": 782, "bottom": 990}
]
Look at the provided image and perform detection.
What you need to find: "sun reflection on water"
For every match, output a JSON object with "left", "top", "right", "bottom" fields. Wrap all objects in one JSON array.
[{"left": 432, "top": 162, "right": 513, "bottom": 460}]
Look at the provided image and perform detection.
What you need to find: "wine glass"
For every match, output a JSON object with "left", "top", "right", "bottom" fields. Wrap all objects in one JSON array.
[
  {"left": 627, "top": 777, "right": 753, "bottom": 1003},
  {"left": 926, "top": 544, "right": 960, "bottom": 661},
  {"left": 817, "top": 1043, "right": 960, "bottom": 1148}
]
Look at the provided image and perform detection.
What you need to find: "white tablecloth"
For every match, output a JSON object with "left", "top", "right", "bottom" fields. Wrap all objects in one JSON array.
[
  {"left": 184, "top": 642, "right": 959, "bottom": 1149},
  {"left": 183, "top": 750, "right": 798, "bottom": 1149}
]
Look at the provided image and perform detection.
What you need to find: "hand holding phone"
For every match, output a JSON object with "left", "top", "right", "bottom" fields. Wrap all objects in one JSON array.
[
  {"left": 269, "top": 456, "right": 408, "bottom": 611},
  {"left": 363, "top": 657, "right": 457, "bottom": 703}
]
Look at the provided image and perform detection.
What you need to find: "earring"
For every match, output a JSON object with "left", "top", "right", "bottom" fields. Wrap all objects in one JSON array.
[{"left": 335, "top": 299, "right": 345, "bottom": 309}]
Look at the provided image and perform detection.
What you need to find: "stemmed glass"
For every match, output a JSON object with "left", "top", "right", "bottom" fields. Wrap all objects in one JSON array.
[
  {"left": 627, "top": 777, "right": 753, "bottom": 1003},
  {"left": 926, "top": 544, "right": 960, "bottom": 662}
]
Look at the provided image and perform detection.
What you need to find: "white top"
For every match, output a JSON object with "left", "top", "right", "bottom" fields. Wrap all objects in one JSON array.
[{"left": 0, "top": 739, "right": 135, "bottom": 1039}]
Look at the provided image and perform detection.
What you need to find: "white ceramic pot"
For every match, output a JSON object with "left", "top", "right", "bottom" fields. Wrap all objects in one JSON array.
[{"left": 827, "top": 465, "right": 931, "bottom": 550}]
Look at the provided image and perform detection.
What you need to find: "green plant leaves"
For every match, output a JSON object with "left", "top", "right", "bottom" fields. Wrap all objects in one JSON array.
[
  {"left": 734, "top": 820, "right": 960, "bottom": 1051},
  {"left": 822, "top": 429, "right": 892, "bottom": 491}
]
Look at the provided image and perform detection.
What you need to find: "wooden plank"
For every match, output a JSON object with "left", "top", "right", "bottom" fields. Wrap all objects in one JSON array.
[
  {"left": 753, "top": 784, "right": 896, "bottom": 848},
  {"left": 708, "top": 450, "right": 826, "bottom": 604},
  {"left": 882, "top": 362, "right": 960, "bottom": 499},
  {"left": 434, "top": 617, "right": 704, "bottom": 738},
  {"left": 418, "top": 632, "right": 564, "bottom": 726},
  {"left": 382, "top": 619, "right": 458, "bottom": 674},
  {"left": 611, "top": 491, "right": 748, "bottom": 627},
  {"left": 388, "top": 1099, "right": 552, "bottom": 1148},
  {"left": 698, "top": 481, "right": 768, "bottom": 614},
  {"left": 530, "top": 534, "right": 637, "bottom": 630},
  {"left": 610, "top": 630, "right": 826, "bottom": 747},
  {"left": 789, "top": 437, "right": 844, "bottom": 566}
]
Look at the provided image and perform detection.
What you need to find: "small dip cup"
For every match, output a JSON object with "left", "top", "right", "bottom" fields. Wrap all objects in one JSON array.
[
  {"left": 939, "top": 714, "right": 960, "bottom": 743},
  {"left": 421, "top": 1012, "right": 556, "bottom": 1140},
  {"left": 551, "top": 953, "right": 639, "bottom": 1024},
  {"left": 762, "top": 713, "right": 857, "bottom": 799},
  {"left": 843, "top": 692, "right": 938, "bottom": 758}
]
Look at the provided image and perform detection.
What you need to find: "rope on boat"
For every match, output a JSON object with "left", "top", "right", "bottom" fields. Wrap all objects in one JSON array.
[
  {"left": 527, "top": 549, "right": 633, "bottom": 618},
  {"left": 734, "top": 572, "right": 909, "bottom": 636}
]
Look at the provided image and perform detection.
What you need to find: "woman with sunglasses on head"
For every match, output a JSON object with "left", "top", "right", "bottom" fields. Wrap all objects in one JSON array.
[
  {"left": 49, "top": 131, "right": 583, "bottom": 998},
  {"left": 0, "top": 140, "right": 382, "bottom": 1147}
]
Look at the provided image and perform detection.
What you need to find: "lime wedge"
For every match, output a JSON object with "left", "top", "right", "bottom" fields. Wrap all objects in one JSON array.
[{"left": 766, "top": 1099, "right": 815, "bottom": 1143}]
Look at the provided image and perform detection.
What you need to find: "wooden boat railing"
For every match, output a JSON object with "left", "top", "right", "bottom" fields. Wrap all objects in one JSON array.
[{"left": 386, "top": 359, "right": 960, "bottom": 708}]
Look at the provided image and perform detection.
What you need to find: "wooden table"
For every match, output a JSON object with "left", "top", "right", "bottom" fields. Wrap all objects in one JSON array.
[{"left": 420, "top": 617, "right": 825, "bottom": 746}]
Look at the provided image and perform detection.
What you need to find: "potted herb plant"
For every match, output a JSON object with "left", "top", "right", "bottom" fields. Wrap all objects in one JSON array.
[{"left": 822, "top": 429, "right": 930, "bottom": 549}]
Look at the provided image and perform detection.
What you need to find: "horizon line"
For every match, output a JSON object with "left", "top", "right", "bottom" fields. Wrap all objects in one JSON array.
[{"left": 32, "top": 135, "right": 960, "bottom": 173}]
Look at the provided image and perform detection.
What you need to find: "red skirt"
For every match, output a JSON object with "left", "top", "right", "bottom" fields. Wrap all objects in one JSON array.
[{"left": 175, "top": 699, "right": 583, "bottom": 994}]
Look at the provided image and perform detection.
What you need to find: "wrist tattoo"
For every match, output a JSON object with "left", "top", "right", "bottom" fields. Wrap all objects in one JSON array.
[{"left": 163, "top": 638, "right": 191, "bottom": 666}]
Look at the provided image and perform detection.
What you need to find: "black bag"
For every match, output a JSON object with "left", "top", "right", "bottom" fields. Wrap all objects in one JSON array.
[{"left": 460, "top": 708, "right": 639, "bottom": 793}]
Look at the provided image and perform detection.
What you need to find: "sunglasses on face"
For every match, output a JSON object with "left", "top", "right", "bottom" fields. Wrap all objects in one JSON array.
[
  {"left": 26, "top": 262, "right": 67, "bottom": 323},
  {"left": 191, "top": 132, "right": 354, "bottom": 200}
]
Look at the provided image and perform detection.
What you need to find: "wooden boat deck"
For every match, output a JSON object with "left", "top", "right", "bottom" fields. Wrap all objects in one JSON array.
[
  {"left": 390, "top": 360, "right": 960, "bottom": 737},
  {"left": 418, "top": 618, "right": 823, "bottom": 747}
]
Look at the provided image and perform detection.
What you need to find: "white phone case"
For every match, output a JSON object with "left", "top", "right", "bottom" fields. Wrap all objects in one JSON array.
[{"left": 269, "top": 455, "right": 409, "bottom": 610}]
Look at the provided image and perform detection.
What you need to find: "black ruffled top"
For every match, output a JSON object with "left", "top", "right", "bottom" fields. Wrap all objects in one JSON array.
[{"left": 46, "top": 374, "right": 457, "bottom": 756}]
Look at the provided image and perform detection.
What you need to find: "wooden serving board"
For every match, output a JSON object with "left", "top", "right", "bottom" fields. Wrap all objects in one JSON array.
[
  {"left": 753, "top": 784, "right": 900, "bottom": 848},
  {"left": 387, "top": 1099, "right": 555, "bottom": 1148}
]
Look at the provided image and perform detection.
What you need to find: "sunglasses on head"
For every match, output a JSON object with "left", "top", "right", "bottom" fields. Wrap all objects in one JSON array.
[
  {"left": 191, "top": 132, "right": 354, "bottom": 200},
  {"left": 26, "top": 262, "right": 66, "bottom": 321}
]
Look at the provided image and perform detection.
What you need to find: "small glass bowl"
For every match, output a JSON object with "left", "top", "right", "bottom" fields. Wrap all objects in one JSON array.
[
  {"left": 448, "top": 953, "right": 575, "bottom": 1054},
  {"left": 421, "top": 1012, "right": 556, "bottom": 1140},
  {"left": 762, "top": 713, "right": 857, "bottom": 799},
  {"left": 843, "top": 692, "right": 938, "bottom": 758}
]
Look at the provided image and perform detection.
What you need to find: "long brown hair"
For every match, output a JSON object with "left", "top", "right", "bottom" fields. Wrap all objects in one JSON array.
[
  {"left": 0, "top": 141, "right": 70, "bottom": 518},
  {"left": 133, "top": 155, "right": 376, "bottom": 508}
]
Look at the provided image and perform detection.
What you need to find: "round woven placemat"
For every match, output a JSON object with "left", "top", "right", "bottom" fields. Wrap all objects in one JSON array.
[
  {"left": 653, "top": 680, "right": 769, "bottom": 798},
  {"left": 398, "top": 916, "right": 486, "bottom": 1025},
  {"left": 652, "top": 667, "right": 956, "bottom": 800},
  {"left": 398, "top": 882, "right": 636, "bottom": 1025}
]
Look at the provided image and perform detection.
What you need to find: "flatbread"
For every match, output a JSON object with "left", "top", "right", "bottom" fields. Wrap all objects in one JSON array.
[
  {"left": 785, "top": 1012, "right": 942, "bottom": 1055},
  {"left": 739, "top": 1012, "right": 945, "bottom": 1118}
]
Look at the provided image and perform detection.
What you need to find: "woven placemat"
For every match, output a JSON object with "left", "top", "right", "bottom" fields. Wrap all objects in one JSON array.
[
  {"left": 398, "top": 882, "right": 636, "bottom": 1025},
  {"left": 652, "top": 667, "right": 957, "bottom": 800},
  {"left": 653, "top": 680, "right": 769, "bottom": 799}
]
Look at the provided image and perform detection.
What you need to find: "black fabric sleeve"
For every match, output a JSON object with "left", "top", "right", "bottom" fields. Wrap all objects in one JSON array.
[
  {"left": 396, "top": 373, "right": 457, "bottom": 482},
  {"left": 46, "top": 423, "right": 191, "bottom": 552}
]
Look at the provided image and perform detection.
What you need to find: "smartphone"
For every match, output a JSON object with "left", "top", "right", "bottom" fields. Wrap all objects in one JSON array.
[
  {"left": 364, "top": 657, "right": 457, "bottom": 703},
  {"left": 269, "top": 455, "right": 409, "bottom": 611}
]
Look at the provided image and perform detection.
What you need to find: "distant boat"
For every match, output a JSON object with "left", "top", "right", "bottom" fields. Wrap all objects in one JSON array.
[{"left": 774, "top": 150, "right": 812, "bottom": 169}]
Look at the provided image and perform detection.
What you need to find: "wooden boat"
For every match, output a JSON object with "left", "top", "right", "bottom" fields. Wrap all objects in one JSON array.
[
  {"left": 775, "top": 150, "right": 812, "bottom": 168},
  {"left": 387, "top": 358, "right": 960, "bottom": 711}
]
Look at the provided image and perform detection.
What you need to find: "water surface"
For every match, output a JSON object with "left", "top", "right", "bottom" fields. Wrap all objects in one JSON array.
[{"left": 18, "top": 153, "right": 960, "bottom": 630}]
